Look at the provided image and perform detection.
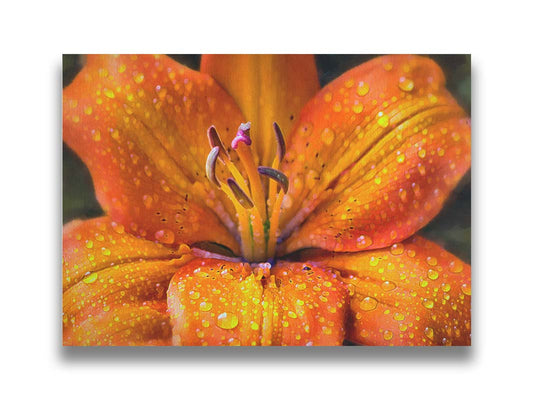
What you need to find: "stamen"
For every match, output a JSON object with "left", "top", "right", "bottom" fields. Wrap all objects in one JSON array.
[
  {"left": 266, "top": 189, "right": 285, "bottom": 259},
  {"left": 258, "top": 166, "right": 289, "bottom": 193},
  {"left": 207, "top": 126, "right": 230, "bottom": 161},
  {"left": 227, "top": 178, "right": 254, "bottom": 209},
  {"left": 206, "top": 146, "right": 220, "bottom": 187},
  {"left": 273, "top": 122, "right": 286, "bottom": 162},
  {"left": 204, "top": 121, "right": 287, "bottom": 262},
  {"left": 231, "top": 122, "right": 267, "bottom": 221}
]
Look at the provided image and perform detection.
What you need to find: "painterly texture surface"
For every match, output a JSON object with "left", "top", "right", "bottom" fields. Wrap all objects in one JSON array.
[{"left": 63, "top": 55, "right": 470, "bottom": 346}]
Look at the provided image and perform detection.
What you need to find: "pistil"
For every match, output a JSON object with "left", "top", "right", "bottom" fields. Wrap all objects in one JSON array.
[{"left": 205, "top": 123, "right": 289, "bottom": 262}]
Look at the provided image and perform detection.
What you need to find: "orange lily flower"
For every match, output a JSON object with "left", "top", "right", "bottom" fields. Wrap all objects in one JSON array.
[{"left": 63, "top": 54, "right": 471, "bottom": 346}]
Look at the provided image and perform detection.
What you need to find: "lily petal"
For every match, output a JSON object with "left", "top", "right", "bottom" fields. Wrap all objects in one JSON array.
[
  {"left": 280, "top": 55, "right": 470, "bottom": 253},
  {"left": 271, "top": 261, "right": 350, "bottom": 346},
  {"left": 167, "top": 259, "right": 349, "bottom": 345},
  {"left": 201, "top": 55, "right": 320, "bottom": 165},
  {"left": 64, "top": 55, "right": 243, "bottom": 251},
  {"left": 299, "top": 236, "right": 471, "bottom": 346},
  {"left": 63, "top": 217, "right": 194, "bottom": 345}
]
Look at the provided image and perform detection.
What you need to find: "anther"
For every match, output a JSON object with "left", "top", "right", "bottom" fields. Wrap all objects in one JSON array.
[
  {"left": 231, "top": 122, "right": 252, "bottom": 149},
  {"left": 273, "top": 122, "right": 286, "bottom": 162},
  {"left": 207, "top": 126, "right": 229, "bottom": 160},
  {"left": 206, "top": 146, "right": 220, "bottom": 187},
  {"left": 258, "top": 166, "right": 289, "bottom": 193},
  {"left": 227, "top": 178, "right": 254, "bottom": 209}
]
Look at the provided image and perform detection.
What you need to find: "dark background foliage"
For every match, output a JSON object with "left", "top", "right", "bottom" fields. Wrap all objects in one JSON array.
[{"left": 62, "top": 54, "right": 471, "bottom": 262}]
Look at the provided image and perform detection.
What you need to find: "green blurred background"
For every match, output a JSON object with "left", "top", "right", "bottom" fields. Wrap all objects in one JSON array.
[{"left": 62, "top": 54, "right": 471, "bottom": 262}]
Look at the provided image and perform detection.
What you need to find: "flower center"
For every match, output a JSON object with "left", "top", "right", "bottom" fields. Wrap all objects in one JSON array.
[{"left": 205, "top": 122, "right": 288, "bottom": 262}]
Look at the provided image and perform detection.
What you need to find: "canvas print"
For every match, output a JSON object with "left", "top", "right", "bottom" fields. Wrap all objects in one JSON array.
[{"left": 63, "top": 54, "right": 471, "bottom": 346}]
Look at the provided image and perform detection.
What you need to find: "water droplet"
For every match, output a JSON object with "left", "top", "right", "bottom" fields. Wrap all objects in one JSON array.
[
  {"left": 422, "top": 299, "right": 434, "bottom": 309},
  {"left": 101, "top": 248, "right": 111, "bottom": 256},
  {"left": 188, "top": 291, "right": 200, "bottom": 300},
  {"left": 390, "top": 243, "right": 404, "bottom": 255},
  {"left": 450, "top": 261, "right": 464, "bottom": 274},
  {"left": 82, "top": 272, "right": 98, "bottom": 284},
  {"left": 143, "top": 194, "right": 153, "bottom": 209},
  {"left": 84, "top": 106, "right": 93, "bottom": 115},
  {"left": 452, "top": 131, "right": 461, "bottom": 142},
  {"left": 352, "top": 101, "right": 364, "bottom": 114},
  {"left": 369, "top": 256, "right": 379, "bottom": 267},
  {"left": 216, "top": 312, "right": 239, "bottom": 330},
  {"left": 427, "top": 269, "right": 439, "bottom": 280},
  {"left": 377, "top": 112, "right": 389, "bottom": 128},
  {"left": 321, "top": 128, "right": 335, "bottom": 145},
  {"left": 134, "top": 73, "right": 145, "bottom": 84},
  {"left": 461, "top": 283, "right": 471, "bottom": 296},
  {"left": 424, "top": 327, "right": 434, "bottom": 340},
  {"left": 398, "top": 77, "right": 414, "bottom": 92},
  {"left": 111, "top": 222, "right": 125, "bottom": 234},
  {"left": 396, "top": 153, "right": 406, "bottom": 163},
  {"left": 356, "top": 234, "right": 373, "bottom": 249},
  {"left": 324, "top": 92, "right": 332, "bottom": 102},
  {"left": 85, "top": 240, "right": 93, "bottom": 249},
  {"left": 418, "top": 149, "right": 426, "bottom": 158},
  {"left": 399, "top": 188, "right": 407, "bottom": 203},
  {"left": 103, "top": 88, "right": 115, "bottom": 98},
  {"left": 426, "top": 256, "right": 438, "bottom": 266},
  {"left": 441, "top": 283, "right": 451, "bottom": 292},
  {"left": 381, "top": 281, "right": 397, "bottom": 292},
  {"left": 199, "top": 301, "right": 212, "bottom": 311},
  {"left": 393, "top": 312, "right": 405, "bottom": 321},
  {"left": 287, "top": 311, "right": 297, "bottom": 319},
  {"left": 360, "top": 296, "right": 378, "bottom": 311},
  {"left": 251, "top": 321, "right": 259, "bottom": 331},
  {"left": 356, "top": 81, "right": 369, "bottom": 96},
  {"left": 383, "top": 330, "right": 393, "bottom": 340},
  {"left": 155, "top": 229, "right": 175, "bottom": 244}
]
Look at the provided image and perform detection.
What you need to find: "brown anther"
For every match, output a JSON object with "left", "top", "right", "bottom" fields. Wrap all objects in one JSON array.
[
  {"left": 227, "top": 178, "right": 254, "bottom": 209},
  {"left": 258, "top": 166, "right": 289, "bottom": 193},
  {"left": 207, "top": 125, "right": 229, "bottom": 160},
  {"left": 206, "top": 146, "right": 220, "bottom": 187},
  {"left": 273, "top": 122, "right": 286, "bottom": 162}
]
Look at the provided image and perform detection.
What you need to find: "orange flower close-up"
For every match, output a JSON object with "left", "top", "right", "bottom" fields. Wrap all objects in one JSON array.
[{"left": 63, "top": 54, "right": 471, "bottom": 346}]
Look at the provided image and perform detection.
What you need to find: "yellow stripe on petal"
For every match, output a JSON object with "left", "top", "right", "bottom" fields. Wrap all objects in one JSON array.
[{"left": 201, "top": 55, "right": 319, "bottom": 165}]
